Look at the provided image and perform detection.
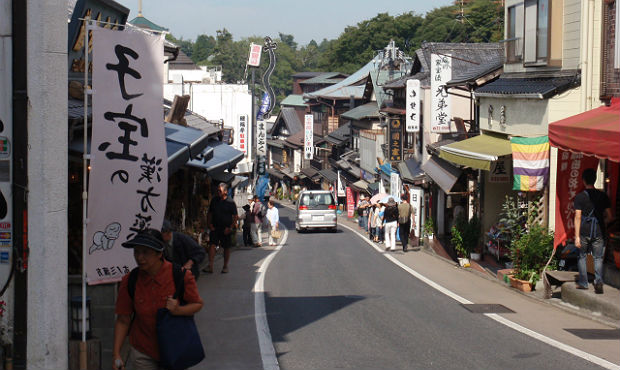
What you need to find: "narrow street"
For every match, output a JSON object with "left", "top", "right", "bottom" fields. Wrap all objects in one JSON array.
[{"left": 194, "top": 203, "right": 620, "bottom": 370}]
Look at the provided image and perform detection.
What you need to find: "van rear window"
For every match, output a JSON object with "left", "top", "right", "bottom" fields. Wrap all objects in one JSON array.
[{"left": 300, "top": 193, "right": 334, "bottom": 207}]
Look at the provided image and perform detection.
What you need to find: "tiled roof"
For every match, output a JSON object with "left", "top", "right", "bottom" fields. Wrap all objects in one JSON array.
[
  {"left": 446, "top": 60, "right": 503, "bottom": 87},
  {"left": 340, "top": 102, "right": 380, "bottom": 120},
  {"left": 475, "top": 73, "right": 580, "bottom": 99},
  {"left": 300, "top": 72, "right": 348, "bottom": 85},
  {"left": 292, "top": 72, "right": 324, "bottom": 78},
  {"left": 326, "top": 122, "right": 351, "bottom": 145},
  {"left": 169, "top": 50, "right": 201, "bottom": 70},
  {"left": 280, "top": 94, "right": 307, "bottom": 107},
  {"left": 318, "top": 168, "right": 338, "bottom": 183},
  {"left": 278, "top": 107, "right": 303, "bottom": 135},
  {"left": 128, "top": 15, "right": 168, "bottom": 31},
  {"left": 304, "top": 56, "right": 382, "bottom": 100}
]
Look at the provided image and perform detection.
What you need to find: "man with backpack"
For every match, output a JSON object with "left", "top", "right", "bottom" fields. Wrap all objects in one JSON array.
[
  {"left": 574, "top": 168, "right": 613, "bottom": 294},
  {"left": 383, "top": 197, "right": 399, "bottom": 251},
  {"left": 161, "top": 220, "right": 206, "bottom": 280}
]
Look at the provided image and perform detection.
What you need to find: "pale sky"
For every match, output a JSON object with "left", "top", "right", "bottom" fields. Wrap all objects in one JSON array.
[{"left": 116, "top": 0, "right": 455, "bottom": 45}]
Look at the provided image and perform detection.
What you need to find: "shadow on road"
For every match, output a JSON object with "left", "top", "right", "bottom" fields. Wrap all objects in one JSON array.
[{"left": 264, "top": 293, "right": 366, "bottom": 343}]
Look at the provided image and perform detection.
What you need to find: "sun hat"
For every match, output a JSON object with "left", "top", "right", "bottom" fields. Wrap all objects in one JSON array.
[
  {"left": 122, "top": 228, "right": 165, "bottom": 252},
  {"left": 386, "top": 197, "right": 397, "bottom": 206}
]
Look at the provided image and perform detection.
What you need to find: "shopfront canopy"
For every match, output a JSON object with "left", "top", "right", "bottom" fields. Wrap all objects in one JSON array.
[
  {"left": 421, "top": 156, "right": 462, "bottom": 194},
  {"left": 187, "top": 140, "right": 244, "bottom": 173},
  {"left": 439, "top": 133, "right": 512, "bottom": 171},
  {"left": 549, "top": 99, "right": 620, "bottom": 163}
]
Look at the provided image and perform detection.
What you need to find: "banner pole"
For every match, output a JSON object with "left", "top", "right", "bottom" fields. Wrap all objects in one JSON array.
[{"left": 80, "top": 17, "right": 91, "bottom": 370}]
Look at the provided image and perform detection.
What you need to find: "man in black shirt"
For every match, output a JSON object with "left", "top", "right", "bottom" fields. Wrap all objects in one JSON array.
[
  {"left": 205, "top": 183, "right": 238, "bottom": 274},
  {"left": 574, "top": 168, "right": 613, "bottom": 293},
  {"left": 161, "top": 220, "right": 206, "bottom": 279}
]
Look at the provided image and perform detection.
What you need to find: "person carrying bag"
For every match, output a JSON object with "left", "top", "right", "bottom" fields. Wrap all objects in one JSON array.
[{"left": 113, "top": 229, "right": 204, "bottom": 370}]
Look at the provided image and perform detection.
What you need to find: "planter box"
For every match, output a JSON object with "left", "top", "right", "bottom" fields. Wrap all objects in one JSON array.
[{"left": 509, "top": 275, "right": 532, "bottom": 292}]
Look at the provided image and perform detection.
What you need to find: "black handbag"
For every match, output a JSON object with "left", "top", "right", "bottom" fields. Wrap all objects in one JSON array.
[{"left": 156, "top": 266, "right": 205, "bottom": 370}]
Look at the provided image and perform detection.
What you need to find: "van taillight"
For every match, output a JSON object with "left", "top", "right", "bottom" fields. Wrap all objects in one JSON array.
[
  {"left": 328, "top": 205, "right": 337, "bottom": 210},
  {"left": 299, "top": 205, "right": 308, "bottom": 210}
]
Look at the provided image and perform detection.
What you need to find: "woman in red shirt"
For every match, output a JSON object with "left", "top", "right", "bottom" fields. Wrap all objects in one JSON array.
[{"left": 112, "top": 229, "right": 203, "bottom": 370}]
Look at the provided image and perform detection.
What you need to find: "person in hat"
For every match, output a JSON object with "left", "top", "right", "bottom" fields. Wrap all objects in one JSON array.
[
  {"left": 241, "top": 203, "right": 253, "bottom": 246},
  {"left": 383, "top": 197, "right": 399, "bottom": 251},
  {"left": 161, "top": 220, "right": 206, "bottom": 280},
  {"left": 112, "top": 228, "right": 203, "bottom": 370}
]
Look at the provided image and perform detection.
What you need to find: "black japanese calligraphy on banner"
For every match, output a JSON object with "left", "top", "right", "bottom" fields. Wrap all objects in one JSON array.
[
  {"left": 86, "top": 27, "right": 166, "bottom": 285},
  {"left": 389, "top": 119, "right": 403, "bottom": 161},
  {"left": 430, "top": 53, "right": 452, "bottom": 133}
]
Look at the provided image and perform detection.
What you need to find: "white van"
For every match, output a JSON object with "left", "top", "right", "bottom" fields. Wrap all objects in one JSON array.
[{"left": 295, "top": 190, "right": 338, "bottom": 232}]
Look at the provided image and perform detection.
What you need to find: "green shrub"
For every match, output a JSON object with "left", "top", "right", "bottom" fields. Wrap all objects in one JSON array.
[{"left": 509, "top": 224, "right": 554, "bottom": 285}]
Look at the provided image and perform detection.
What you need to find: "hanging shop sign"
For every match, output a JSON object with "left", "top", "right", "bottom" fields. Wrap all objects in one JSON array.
[
  {"left": 87, "top": 27, "right": 167, "bottom": 285},
  {"left": 553, "top": 150, "right": 599, "bottom": 248},
  {"left": 430, "top": 53, "right": 452, "bottom": 133},
  {"left": 410, "top": 187, "right": 423, "bottom": 238},
  {"left": 257, "top": 119, "right": 267, "bottom": 156},
  {"left": 237, "top": 114, "right": 248, "bottom": 156},
  {"left": 389, "top": 119, "right": 402, "bottom": 161},
  {"left": 304, "top": 114, "right": 314, "bottom": 160},
  {"left": 390, "top": 172, "right": 400, "bottom": 200},
  {"left": 337, "top": 170, "right": 346, "bottom": 197},
  {"left": 247, "top": 43, "right": 263, "bottom": 67},
  {"left": 406, "top": 79, "right": 420, "bottom": 133},
  {"left": 346, "top": 187, "right": 355, "bottom": 218},
  {"left": 489, "top": 158, "right": 511, "bottom": 183}
]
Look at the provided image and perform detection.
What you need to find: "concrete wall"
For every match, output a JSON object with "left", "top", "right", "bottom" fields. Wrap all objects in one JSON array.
[
  {"left": 478, "top": 97, "right": 549, "bottom": 136},
  {"left": 27, "top": 1, "right": 68, "bottom": 369}
]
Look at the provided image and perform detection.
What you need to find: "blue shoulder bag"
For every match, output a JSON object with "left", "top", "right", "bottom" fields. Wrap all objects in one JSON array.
[{"left": 156, "top": 265, "right": 205, "bottom": 370}]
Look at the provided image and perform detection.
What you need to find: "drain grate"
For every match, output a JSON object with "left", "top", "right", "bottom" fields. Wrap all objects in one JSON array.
[{"left": 461, "top": 303, "right": 515, "bottom": 314}]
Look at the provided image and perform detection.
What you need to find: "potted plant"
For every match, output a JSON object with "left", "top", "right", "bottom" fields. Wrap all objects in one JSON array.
[
  {"left": 508, "top": 223, "right": 554, "bottom": 292},
  {"left": 464, "top": 216, "right": 482, "bottom": 261},
  {"left": 451, "top": 224, "right": 470, "bottom": 267},
  {"left": 424, "top": 217, "right": 434, "bottom": 239}
]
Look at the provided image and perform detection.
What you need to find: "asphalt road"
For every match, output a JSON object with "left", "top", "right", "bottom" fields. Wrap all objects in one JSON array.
[{"left": 194, "top": 204, "right": 614, "bottom": 370}]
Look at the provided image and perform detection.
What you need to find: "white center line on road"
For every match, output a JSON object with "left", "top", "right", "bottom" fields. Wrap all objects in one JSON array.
[
  {"left": 253, "top": 226, "right": 287, "bottom": 370},
  {"left": 338, "top": 222, "right": 620, "bottom": 370}
]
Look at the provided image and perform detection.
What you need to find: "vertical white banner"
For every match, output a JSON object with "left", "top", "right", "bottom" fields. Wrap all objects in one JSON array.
[
  {"left": 304, "top": 114, "right": 313, "bottom": 160},
  {"left": 430, "top": 53, "right": 452, "bottom": 133},
  {"left": 256, "top": 119, "right": 267, "bottom": 156},
  {"left": 337, "top": 170, "right": 346, "bottom": 197},
  {"left": 406, "top": 79, "right": 420, "bottom": 132},
  {"left": 237, "top": 114, "right": 248, "bottom": 156},
  {"left": 390, "top": 172, "right": 400, "bottom": 200},
  {"left": 410, "top": 187, "right": 423, "bottom": 237},
  {"left": 87, "top": 27, "right": 167, "bottom": 284}
]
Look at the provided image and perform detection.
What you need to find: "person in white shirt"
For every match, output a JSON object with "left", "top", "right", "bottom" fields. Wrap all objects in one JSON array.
[{"left": 266, "top": 200, "right": 280, "bottom": 246}]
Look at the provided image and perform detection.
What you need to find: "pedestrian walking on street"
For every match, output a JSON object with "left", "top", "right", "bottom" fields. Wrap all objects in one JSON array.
[
  {"left": 112, "top": 229, "right": 203, "bottom": 370},
  {"left": 384, "top": 197, "right": 399, "bottom": 251},
  {"left": 266, "top": 200, "right": 280, "bottom": 246},
  {"left": 161, "top": 220, "right": 206, "bottom": 280},
  {"left": 398, "top": 194, "right": 414, "bottom": 252},
  {"left": 250, "top": 195, "right": 265, "bottom": 247},
  {"left": 241, "top": 204, "right": 253, "bottom": 246},
  {"left": 574, "top": 168, "right": 613, "bottom": 293},
  {"left": 205, "top": 183, "right": 238, "bottom": 274},
  {"left": 357, "top": 195, "right": 370, "bottom": 232},
  {"left": 375, "top": 203, "right": 385, "bottom": 243},
  {"left": 368, "top": 204, "right": 377, "bottom": 241}
]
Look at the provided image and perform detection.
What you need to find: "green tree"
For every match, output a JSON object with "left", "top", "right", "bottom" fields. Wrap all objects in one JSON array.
[
  {"left": 193, "top": 34, "right": 216, "bottom": 64},
  {"left": 165, "top": 33, "right": 194, "bottom": 58}
]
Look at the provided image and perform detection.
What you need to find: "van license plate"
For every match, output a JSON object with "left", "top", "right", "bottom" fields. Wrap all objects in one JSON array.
[{"left": 312, "top": 215, "right": 323, "bottom": 221}]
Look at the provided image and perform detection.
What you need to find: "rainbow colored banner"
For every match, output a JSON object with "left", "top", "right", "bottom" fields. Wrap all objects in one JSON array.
[{"left": 510, "top": 136, "right": 550, "bottom": 191}]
